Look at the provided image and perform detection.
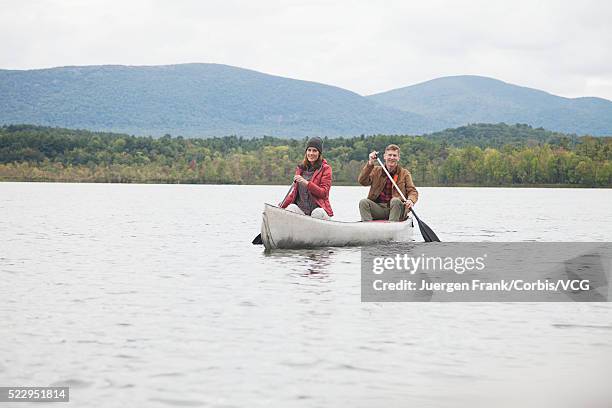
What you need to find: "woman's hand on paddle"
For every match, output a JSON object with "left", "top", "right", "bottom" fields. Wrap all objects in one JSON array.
[
  {"left": 294, "top": 175, "right": 308, "bottom": 185},
  {"left": 404, "top": 199, "right": 414, "bottom": 211},
  {"left": 368, "top": 151, "right": 378, "bottom": 165}
]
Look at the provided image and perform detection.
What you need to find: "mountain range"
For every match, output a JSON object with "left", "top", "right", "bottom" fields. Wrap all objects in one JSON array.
[
  {"left": 367, "top": 75, "right": 612, "bottom": 137},
  {"left": 1, "top": 63, "right": 611, "bottom": 137}
]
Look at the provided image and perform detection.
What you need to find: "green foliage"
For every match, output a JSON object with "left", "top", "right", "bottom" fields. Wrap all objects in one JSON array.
[{"left": 0, "top": 124, "right": 610, "bottom": 187}]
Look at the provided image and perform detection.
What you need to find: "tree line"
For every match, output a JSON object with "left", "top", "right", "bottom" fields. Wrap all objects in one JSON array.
[{"left": 0, "top": 123, "right": 610, "bottom": 186}]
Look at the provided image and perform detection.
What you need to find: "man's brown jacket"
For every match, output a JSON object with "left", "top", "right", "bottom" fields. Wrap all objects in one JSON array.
[{"left": 358, "top": 163, "right": 419, "bottom": 204}]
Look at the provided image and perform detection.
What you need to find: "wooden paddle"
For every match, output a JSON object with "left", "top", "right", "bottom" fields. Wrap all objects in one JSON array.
[
  {"left": 252, "top": 182, "right": 296, "bottom": 245},
  {"left": 376, "top": 156, "right": 440, "bottom": 242}
]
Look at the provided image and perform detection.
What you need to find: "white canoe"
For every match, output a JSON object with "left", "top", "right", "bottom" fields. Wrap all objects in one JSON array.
[{"left": 260, "top": 203, "right": 413, "bottom": 250}]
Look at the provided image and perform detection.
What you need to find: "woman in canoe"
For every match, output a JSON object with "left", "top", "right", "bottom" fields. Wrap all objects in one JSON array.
[{"left": 280, "top": 136, "right": 333, "bottom": 219}]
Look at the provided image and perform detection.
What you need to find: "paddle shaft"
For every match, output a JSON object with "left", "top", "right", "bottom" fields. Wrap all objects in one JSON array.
[
  {"left": 376, "top": 155, "right": 440, "bottom": 241},
  {"left": 279, "top": 181, "right": 296, "bottom": 206}
]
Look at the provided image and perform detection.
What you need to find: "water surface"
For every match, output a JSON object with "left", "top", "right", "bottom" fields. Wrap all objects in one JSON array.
[{"left": 1, "top": 183, "right": 611, "bottom": 407}]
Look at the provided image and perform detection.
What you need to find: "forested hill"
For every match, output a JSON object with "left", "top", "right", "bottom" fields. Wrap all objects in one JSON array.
[
  {"left": 0, "top": 64, "right": 433, "bottom": 137},
  {"left": 1, "top": 123, "right": 610, "bottom": 186},
  {"left": 367, "top": 75, "right": 612, "bottom": 136},
  {"left": 2, "top": 65, "right": 612, "bottom": 137}
]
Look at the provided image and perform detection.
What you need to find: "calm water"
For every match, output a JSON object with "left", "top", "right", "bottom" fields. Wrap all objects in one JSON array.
[{"left": 1, "top": 183, "right": 611, "bottom": 407}]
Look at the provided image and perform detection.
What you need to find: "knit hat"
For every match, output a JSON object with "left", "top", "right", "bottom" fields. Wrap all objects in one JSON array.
[{"left": 305, "top": 137, "right": 323, "bottom": 153}]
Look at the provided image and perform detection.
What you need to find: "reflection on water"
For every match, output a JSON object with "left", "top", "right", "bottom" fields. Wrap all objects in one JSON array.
[
  {"left": 1, "top": 183, "right": 611, "bottom": 407},
  {"left": 264, "top": 248, "right": 336, "bottom": 276}
]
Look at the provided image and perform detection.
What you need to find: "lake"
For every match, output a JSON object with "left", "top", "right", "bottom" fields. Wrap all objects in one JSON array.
[{"left": 1, "top": 183, "right": 611, "bottom": 407}]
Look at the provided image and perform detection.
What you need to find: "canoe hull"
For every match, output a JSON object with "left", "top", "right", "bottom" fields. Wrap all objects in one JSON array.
[{"left": 260, "top": 204, "right": 413, "bottom": 250}]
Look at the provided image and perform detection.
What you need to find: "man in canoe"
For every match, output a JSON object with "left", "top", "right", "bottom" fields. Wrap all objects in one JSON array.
[
  {"left": 358, "top": 144, "right": 418, "bottom": 222},
  {"left": 280, "top": 137, "right": 333, "bottom": 219}
]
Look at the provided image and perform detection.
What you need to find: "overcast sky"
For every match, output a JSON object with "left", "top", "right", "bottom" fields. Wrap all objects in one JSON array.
[{"left": 2, "top": 0, "right": 612, "bottom": 99}]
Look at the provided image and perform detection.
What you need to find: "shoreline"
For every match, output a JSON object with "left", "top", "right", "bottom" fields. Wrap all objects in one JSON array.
[{"left": 0, "top": 178, "right": 607, "bottom": 188}]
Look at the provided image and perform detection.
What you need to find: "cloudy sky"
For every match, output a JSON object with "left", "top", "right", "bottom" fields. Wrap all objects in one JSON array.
[{"left": 2, "top": 0, "right": 612, "bottom": 99}]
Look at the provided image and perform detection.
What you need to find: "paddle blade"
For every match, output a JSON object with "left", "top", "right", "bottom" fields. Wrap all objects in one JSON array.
[
  {"left": 252, "top": 233, "right": 263, "bottom": 245},
  {"left": 411, "top": 210, "right": 440, "bottom": 242},
  {"left": 417, "top": 221, "right": 440, "bottom": 242}
]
